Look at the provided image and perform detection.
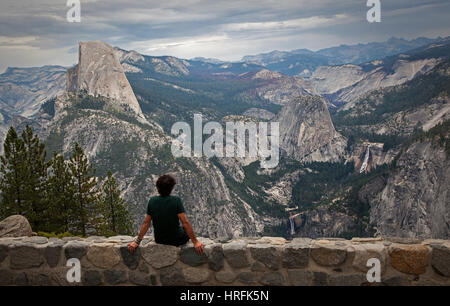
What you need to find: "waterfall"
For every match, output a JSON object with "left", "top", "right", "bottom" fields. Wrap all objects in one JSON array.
[
  {"left": 359, "top": 146, "right": 370, "bottom": 174},
  {"left": 289, "top": 217, "right": 295, "bottom": 236}
]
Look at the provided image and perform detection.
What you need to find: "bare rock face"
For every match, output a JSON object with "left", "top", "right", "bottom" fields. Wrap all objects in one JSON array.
[
  {"left": 275, "top": 95, "right": 346, "bottom": 162},
  {"left": 310, "top": 58, "right": 439, "bottom": 107},
  {"left": 367, "top": 141, "right": 449, "bottom": 239},
  {"left": 0, "top": 66, "right": 66, "bottom": 118},
  {"left": 239, "top": 69, "right": 318, "bottom": 105},
  {"left": 0, "top": 215, "right": 33, "bottom": 238},
  {"left": 67, "top": 41, "right": 146, "bottom": 123},
  {"left": 343, "top": 58, "right": 439, "bottom": 110},
  {"left": 290, "top": 208, "right": 356, "bottom": 238},
  {"left": 242, "top": 108, "right": 275, "bottom": 120}
]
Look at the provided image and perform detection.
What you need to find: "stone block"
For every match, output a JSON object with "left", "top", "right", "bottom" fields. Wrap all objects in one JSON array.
[
  {"left": 44, "top": 243, "right": 63, "bottom": 267},
  {"left": 249, "top": 244, "right": 281, "bottom": 270},
  {"left": 312, "top": 271, "right": 328, "bottom": 286},
  {"left": 310, "top": 243, "right": 347, "bottom": 267},
  {"left": 129, "top": 271, "right": 156, "bottom": 286},
  {"left": 237, "top": 272, "right": 257, "bottom": 284},
  {"left": 141, "top": 243, "right": 178, "bottom": 269},
  {"left": 180, "top": 246, "right": 208, "bottom": 267},
  {"left": 14, "top": 272, "right": 29, "bottom": 285},
  {"left": 83, "top": 270, "right": 103, "bottom": 286},
  {"left": 223, "top": 241, "right": 250, "bottom": 268},
  {"left": 0, "top": 269, "right": 13, "bottom": 285},
  {"left": 206, "top": 244, "right": 224, "bottom": 271},
  {"left": 0, "top": 244, "right": 8, "bottom": 263},
  {"left": 430, "top": 244, "right": 450, "bottom": 277},
  {"left": 251, "top": 261, "right": 266, "bottom": 272},
  {"left": 215, "top": 271, "right": 236, "bottom": 283},
  {"left": 255, "top": 237, "right": 287, "bottom": 245},
  {"left": 87, "top": 243, "right": 121, "bottom": 269},
  {"left": 22, "top": 237, "right": 48, "bottom": 244},
  {"left": 259, "top": 272, "right": 286, "bottom": 286},
  {"left": 64, "top": 241, "right": 89, "bottom": 259},
  {"left": 31, "top": 273, "right": 52, "bottom": 286},
  {"left": 282, "top": 244, "right": 309, "bottom": 268},
  {"left": 385, "top": 237, "right": 423, "bottom": 244},
  {"left": 389, "top": 244, "right": 429, "bottom": 275},
  {"left": 287, "top": 269, "right": 312, "bottom": 286},
  {"left": 159, "top": 265, "right": 186, "bottom": 286},
  {"left": 351, "top": 243, "right": 387, "bottom": 273},
  {"left": 120, "top": 245, "right": 141, "bottom": 270},
  {"left": 329, "top": 274, "right": 364, "bottom": 286},
  {"left": 382, "top": 276, "right": 411, "bottom": 286},
  {"left": 104, "top": 270, "right": 127, "bottom": 285},
  {"left": 10, "top": 244, "right": 44, "bottom": 269},
  {"left": 183, "top": 267, "right": 210, "bottom": 284}
]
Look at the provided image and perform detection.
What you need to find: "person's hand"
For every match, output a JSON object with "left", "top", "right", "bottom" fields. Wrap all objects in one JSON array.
[
  {"left": 193, "top": 241, "right": 204, "bottom": 255},
  {"left": 128, "top": 241, "right": 139, "bottom": 253}
]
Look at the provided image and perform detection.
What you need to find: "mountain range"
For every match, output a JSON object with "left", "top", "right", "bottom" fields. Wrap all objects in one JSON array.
[{"left": 0, "top": 36, "right": 448, "bottom": 239}]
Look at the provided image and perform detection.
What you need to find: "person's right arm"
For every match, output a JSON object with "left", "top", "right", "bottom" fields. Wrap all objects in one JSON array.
[
  {"left": 178, "top": 213, "right": 204, "bottom": 255},
  {"left": 127, "top": 214, "right": 151, "bottom": 253}
]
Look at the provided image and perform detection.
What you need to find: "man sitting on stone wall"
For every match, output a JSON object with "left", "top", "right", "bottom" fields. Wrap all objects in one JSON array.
[{"left": 127, "top": 174, "right": 204, "bottom": 255}]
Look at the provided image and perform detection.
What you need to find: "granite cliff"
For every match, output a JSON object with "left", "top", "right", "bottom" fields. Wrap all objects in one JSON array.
[
  {"left": 67, "top": 41, "right": 147, "bottom": 123},
  {"left": 276, "top": 95, "right": 346, "bottom": 162},
  {"left": 361, "top": 140, "right": 449, "bottom": 239}
]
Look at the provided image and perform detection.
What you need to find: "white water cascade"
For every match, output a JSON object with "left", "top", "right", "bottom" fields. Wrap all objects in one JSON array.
[
  {"left": 289, "top": 217, "right": 295, "bottom": 236},
  {"left": 359, "top": 146, "right": 370, "bottom": 174}
]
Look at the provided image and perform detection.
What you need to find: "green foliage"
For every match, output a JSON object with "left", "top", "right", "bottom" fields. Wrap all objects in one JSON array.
[
  {"left": 291, "top": 161, "right": 355, "bottom": 210},
  {"left": 68, "top": 142, "right": 100, "bottom": 236},
  {"left": 414, "top": 119, "right": 450, "bottom": 154},
  {"left": 95, "top": 138, "right": 141, "bottom": 176},
  {"left": 128, "top": 74, "right": 282, "bottom": 133},
  {"left": 37, "top": 231, "right": 85, "bottom": 239},
  {"left": 96, "top": 171, "right": 133, "bottom": 236},
  {"left": 342, "top": 130, "right": 410, "bottom": 152},
  {"left": 210, "top": 157, "right": 288, "bottom": 219},
  {"left": 41, "top": 97, "right": 56, "bottom": 117},
  {"left": 70, "top": 91, "right": 107, "bottom": 110},
  {"left": 0, "top": 125, "right": 133, "bottom": 236},
  {"left": 333, "top": 60, "right": 450, "bottom": 127},
  {"left": 263, "top": 222, "right": 289, "bottom": 237},
  {"left": 0, "top": 125, "right": 49, "bottom": 230},
  {"left": 0, "top": 127, "right": 27, "bottom": 218},
  {"left": 45, "top": 152, "right": 76, "bottom": 233}
]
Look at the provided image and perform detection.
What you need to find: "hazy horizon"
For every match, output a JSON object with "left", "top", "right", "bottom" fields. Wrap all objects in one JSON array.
[{"left": 1, "top": 0, "right": 450, "bottom": 73}]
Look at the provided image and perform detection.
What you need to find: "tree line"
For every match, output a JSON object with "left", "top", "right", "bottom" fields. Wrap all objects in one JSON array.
[{"left": 0, "top": 125, "right": 133, "bottom": 237}]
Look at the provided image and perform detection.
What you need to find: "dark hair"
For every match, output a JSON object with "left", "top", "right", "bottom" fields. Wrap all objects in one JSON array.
[{"left": 156, "top": 174, "right": 176, "bottom": 196}]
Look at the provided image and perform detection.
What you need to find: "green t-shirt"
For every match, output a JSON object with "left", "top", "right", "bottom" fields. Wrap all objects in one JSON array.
[{"left": 146, "top": 195, "right": 186, "bottom": 244}]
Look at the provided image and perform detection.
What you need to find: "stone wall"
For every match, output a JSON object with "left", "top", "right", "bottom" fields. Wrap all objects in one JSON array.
[{"left": 0, "top": 236, "right": 449, "bottom": 286}]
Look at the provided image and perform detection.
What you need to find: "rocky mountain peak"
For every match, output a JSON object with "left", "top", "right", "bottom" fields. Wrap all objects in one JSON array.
[
  {"left": 276, "top": 95, "right": 346, "bottom": 162},
  {"left": 251, "top": 69, "right": 284, "bottom": 80},
  {"left": 67, "top": 41, "right": 146, "bottom": 123}
]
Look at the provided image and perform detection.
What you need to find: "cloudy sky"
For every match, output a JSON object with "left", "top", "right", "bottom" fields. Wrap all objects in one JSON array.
[{"left": 0, "top": 0, "right": 449, "bottom": 72}]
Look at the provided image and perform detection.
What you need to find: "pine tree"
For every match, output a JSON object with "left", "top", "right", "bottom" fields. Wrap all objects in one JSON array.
[
  {"left": 96, "top": 171, "right": 133, "bottom": 236},
  {"left": 0, "top": 127, "right": 27, "bottom": 218},
  {"left": 0, "top": 125, "right": 48, "bottom": 230},
  {"left": 20, "top": 125, "right": 49, "bottom": 230},
  {"left": 46, "top": 151, "right": 76, "bottom": 233},
  {"left": 68, "top": 142, "right": 99, "bottom": 236}
]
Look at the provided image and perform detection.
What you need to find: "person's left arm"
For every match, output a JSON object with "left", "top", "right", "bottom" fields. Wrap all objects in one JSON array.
[{"left": 127, "top": 214, "right": 152, "bottom": 253}]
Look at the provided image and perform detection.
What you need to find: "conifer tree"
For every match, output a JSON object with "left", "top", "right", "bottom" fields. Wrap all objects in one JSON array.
[
  {"left": 68, "top": 142, "right": 99, "bottom": 236},
  {"left": 0, "top": 127, "right": 27, "bottom": 218},
  {"left": 46, "top": 151, "right": 76, "bottom": 233},
  {"left": 96, "top": 171, "right": 133, "bottom": 236},
  {"left": 0, "top": 125, "right": 48, "bottom": 230},
  {"left": 21, "top": 124, "right": 48, "bottom": 229}
]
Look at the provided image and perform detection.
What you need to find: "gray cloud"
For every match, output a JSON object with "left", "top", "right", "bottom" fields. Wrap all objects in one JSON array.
[{"left": 0, "top": 0, "right": 449, "bottom": 72}]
